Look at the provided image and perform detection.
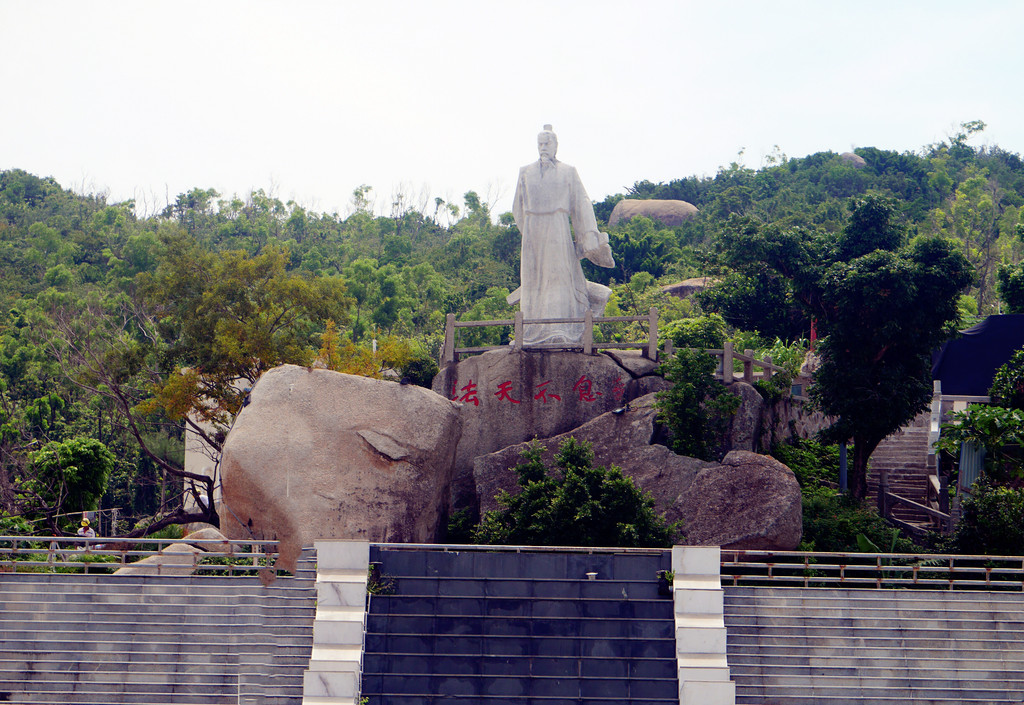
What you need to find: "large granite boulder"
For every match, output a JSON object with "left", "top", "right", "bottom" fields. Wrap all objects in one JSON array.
[
  {"left": 608, "top": 199, "right": 698, "bottom": 227},
  {"left": 474, "top": 397, "right": 802, "bottom": 550},
  {"left": 433, "top": 349, "right": 662, "bottom": 509},
  {"left": 221, "top": 364, "right": 462, "bottom": 572},
  {"left": 727, "top": 381, "right": 765, "bottom": 452},
  {"left": 679, "top": 450, "right": 802, "bottom": 549}
]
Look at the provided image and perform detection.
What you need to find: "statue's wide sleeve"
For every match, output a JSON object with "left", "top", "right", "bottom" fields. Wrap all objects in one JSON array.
[{"left": 569, "top": 167, "right": 615, "bottom": 268}]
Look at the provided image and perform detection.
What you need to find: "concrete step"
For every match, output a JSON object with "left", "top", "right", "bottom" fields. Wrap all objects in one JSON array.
[
  {"left": 0, "top": 652, "right": 311, "bottom": 671},
  {"left": 0, "top": 638, "right": 313, "bottom": 657},
  {"left": 724, "top": 621, "right": 1024, "bottom": 638},
  {"left": 732, "top": 681, "right": 1024, "bottom": 701},
  {"left": 0, "top": 612, "right": 313, "bottom": 631},
  {"left": 733, "top": 687, "right": 1019, "bottom": 705}
]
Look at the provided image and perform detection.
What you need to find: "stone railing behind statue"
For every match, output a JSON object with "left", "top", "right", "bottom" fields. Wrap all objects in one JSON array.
[
  {"left": 441, "top": 307, "right": 795, "bottom": 391},
  {"left": 442, "top": 307, "right": 661, "bottom": 364}
]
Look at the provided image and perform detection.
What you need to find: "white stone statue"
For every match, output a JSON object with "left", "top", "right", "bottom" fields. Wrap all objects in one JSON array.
[{"left": 507, "top": 125, "right": 615, "bottom": 345}]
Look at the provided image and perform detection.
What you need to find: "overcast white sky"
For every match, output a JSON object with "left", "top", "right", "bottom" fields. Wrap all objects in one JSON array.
[{"left": 2, "top": 1, "right": 1023, "bottom": 219}]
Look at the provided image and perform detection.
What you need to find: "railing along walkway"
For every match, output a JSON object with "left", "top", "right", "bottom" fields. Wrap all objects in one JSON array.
[
  {"left": 0, "top": 535, "right": 280, "bottom": 575},
  {"left": 723, "top": 549, "right": 1024, "bottom": 590},
  {"left": 443, "top": 306, "right": 792, "bottom": 388}
]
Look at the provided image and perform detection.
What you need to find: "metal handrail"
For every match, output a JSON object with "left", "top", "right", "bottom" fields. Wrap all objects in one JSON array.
[
  {"left": 722, "top": 549, "right": 1024, "bottom": 590},
  {"left": 0, "top": 535, "right": 281, "bottom": 576},
  {"left": 372, "top": 542, "right": 668, "bottom": 555}
]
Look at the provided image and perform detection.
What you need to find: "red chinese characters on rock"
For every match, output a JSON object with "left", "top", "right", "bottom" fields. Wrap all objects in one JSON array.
[
  {"left": 494, "top": 380, "right": 522, "bottom": 404},
  {"left": 455, "top": 379, "right": 480, "bottom": 406},
  {"left": 533, "top": 380, "right": 561, "bottom": 403},
  {"left": 451, "top": 375, "right": 619, "bottom": 408},
  {"left": 573, "top": 375, "right": 602, "bottom": 402},
  {"left": 611, "top": 376, "right": 626, "bottom": 402}
]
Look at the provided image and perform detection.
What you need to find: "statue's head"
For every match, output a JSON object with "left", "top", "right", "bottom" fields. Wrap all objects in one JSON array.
[{"left": 537, "top": 124, "right": 557, "bottom": 162}]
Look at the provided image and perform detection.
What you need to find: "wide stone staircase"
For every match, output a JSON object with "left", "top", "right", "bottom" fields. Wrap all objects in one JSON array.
[
  {"left": 867, "top": 411, "right": 938, "bottom": 530},
  {"left": 358, "top": 546, "right": 681, "bottom": 705},
  {"left": 0, "top": 551, "right": 317, "bottom": 705},
  {"left": 724, "top": 585, "right": 1024, "bottom": 704}
]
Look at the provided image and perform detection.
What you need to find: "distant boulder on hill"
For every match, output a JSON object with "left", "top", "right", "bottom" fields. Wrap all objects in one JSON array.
[
  {"left": 662, "top": 277, "right": 719, "bottom": 300},
  {"left": 840, "top": 152, "right": 867, "bottom": 168},
  {"left": 608, "top": 199, "right": 698, "bottom": 227}
]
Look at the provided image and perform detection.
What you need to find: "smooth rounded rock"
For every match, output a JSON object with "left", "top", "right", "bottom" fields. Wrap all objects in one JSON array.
[
  {"left": 221, "top": 364, "right": 461, "bottom": 572},
  {"left": 608, "top": 199, "right": 699, "bottom": 227}
]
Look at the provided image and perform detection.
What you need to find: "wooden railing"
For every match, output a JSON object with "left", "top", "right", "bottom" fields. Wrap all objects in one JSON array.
[
  {"left": 686, "top": 341, "right": 790, "bottom": 387},
  {"left": 0, "top": 535, "right": 281, "bottom": 576}
]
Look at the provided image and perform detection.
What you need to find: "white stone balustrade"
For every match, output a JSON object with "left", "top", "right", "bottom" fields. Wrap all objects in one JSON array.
[
  {"left": 672, "top": 545, "right": 736, "bottom": 705},
  {"left": 302, "top": 540, "right": 370, "bottom": 705}
]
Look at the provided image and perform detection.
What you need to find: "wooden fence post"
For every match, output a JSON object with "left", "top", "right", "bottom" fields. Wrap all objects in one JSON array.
[
  {"left": 443, "top": 313, "right": 456, "bottom": 364},
  {"left": 583, "top": 309, "right": 593, "bottom": 355},
  {"left": 722, "top": 341, "right": 734, "bottom": 383},
  {"left": 513, "top": 310, "right": 523, "bottom": 351},
  {"left": 646, "top": 307, "right": 658, "bottom": 360}
]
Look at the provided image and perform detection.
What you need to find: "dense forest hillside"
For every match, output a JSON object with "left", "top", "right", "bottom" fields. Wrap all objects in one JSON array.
[{"left": 2, "top": 121, "right": 1023, "bottom": 536}]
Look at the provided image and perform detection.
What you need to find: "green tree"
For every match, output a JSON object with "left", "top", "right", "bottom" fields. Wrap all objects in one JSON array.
[
  {"left": 474, "top": 438, "right": 677, "bottom": 548},
  {"left": 656, "top": 348, "right": 740, "bottom": 461},
  {"left": 813, "top": 234, "right": 973, "bottom": 499},
  {"left": 711, "top": 196, "right": 971, "bottom": 499},
  {"left": 42, "top": 230, "right": 352, "bottom": 535},
  {"left": 27, "top": 437, "right": 114, "bottom": 525}
]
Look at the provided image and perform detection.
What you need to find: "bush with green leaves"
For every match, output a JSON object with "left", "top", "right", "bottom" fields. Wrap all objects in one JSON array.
[
  {"left": 662, "top": 313, "right": 727, "bottom": 350},
  {"left": 656, "top": 348, "right": 740, "bottom": 460},
  {"left": 771, "top": 439, "right": 840, "bottom": 493},
  {"left": 945, "top": 478, "right": 1024, "bottom": 555},
  {"left": 473, "top": 438, "right": 678, "bottom": 548},
  {"left": 27, "top": 437, "right": 114, "bottom": 515},
  {"left": 801, "top": 491, "right": 925, "bottom": 553},
  {"left": 989, "top": 347, "right": 1024, "bottom": 410},
  {"left": 934, "top": 403, "right": 1024, "bottom": 482}
]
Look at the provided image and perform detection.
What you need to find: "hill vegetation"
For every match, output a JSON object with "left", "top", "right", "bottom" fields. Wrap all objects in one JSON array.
[{"left": 2, "top": 120, "right": 1022, "bottom": 538}]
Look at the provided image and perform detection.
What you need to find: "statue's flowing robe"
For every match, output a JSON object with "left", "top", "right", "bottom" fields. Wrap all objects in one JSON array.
[{"left": 512, "top": 160, "right": 608, "bottom": 345}]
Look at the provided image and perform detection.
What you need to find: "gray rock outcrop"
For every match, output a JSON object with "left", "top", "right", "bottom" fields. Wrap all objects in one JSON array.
[
  {"left": 433, "top": 349, "right": 662, "bottom": 508},
  {"left": 221, "top": 364, "right": 462, "bottom": 572},
  {"left": 726, "top": 381, "right": 765, "bottom": 452},
  {"left": 474, "top": 393, "right": 714, "bottom": 527},
  {"left": 662, "top": 277, "right": 718, "bottom": 300},
  {"left": 473, "top": 396, "right": 803, "bottom": 550},
  {"left": 679, "top": 450, "right": 802, "bottom": 550},
  {"left": 608, "top": 199, "right": 699, "bottom": 227},
  {"left": 840, "top": 152, "right": 867, "bottom": 168}
]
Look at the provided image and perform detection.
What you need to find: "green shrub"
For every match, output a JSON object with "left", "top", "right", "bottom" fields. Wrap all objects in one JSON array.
[
  {"left": 801, "top": 492, "right": 924, "bottom": 553},
  {"left": 933, "top": 403, "right": 1024, "bottom": 481},
  {"left": 771, "top": 439, "right": 840, "bottom": 493},
  {"left": 990, "top": 347, "right": 1024, "bottom": 410},
  {"left": 945, "top": 478, "right": 1024, "bottom": 555},
  {"left": 474, "top": 438, "right": 678, "bottom": 548},
  {"left": 663, "top": 313, "right": 727, "bottom": 349},
  {"left": 656, "top": 348, "right": 740, "bottom": 461}
]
